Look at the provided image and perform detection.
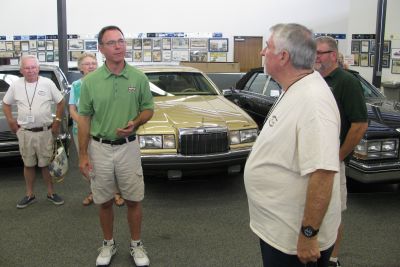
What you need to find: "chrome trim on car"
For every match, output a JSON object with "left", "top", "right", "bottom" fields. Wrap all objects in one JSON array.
[{"left": 348, "top": 159, "right": 400, "bottom": 172}]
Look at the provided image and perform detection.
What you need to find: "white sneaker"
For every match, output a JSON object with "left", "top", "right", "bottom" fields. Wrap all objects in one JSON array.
[
  {"left": 130, "top": 242, "right": 150, "bottom": 266},
  {"left": 96, "top": 241, "right": 117, "bottom": 266}
]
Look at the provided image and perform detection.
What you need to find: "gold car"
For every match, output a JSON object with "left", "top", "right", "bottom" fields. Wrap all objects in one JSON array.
[{"left": 136, "top": 65, "right": 258, "bottom": 179}]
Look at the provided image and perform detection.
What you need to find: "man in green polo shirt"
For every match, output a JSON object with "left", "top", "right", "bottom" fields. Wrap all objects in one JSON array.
[
  {"left": 315, "top": 36, "right": 368, "bottom": 267},
  {"left": 78, "top": 25, "right": 154, "bottom": 267}
]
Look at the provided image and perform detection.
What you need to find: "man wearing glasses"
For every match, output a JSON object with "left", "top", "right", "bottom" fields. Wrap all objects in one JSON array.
[
  {"left": 78, "top": 25, "right": 154, "bottom": 267},
  {"left": 315, "top": 36, "right": 368, "bottom": 267}
]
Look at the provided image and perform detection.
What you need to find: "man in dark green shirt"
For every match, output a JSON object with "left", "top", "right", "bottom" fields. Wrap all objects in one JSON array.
[{"left": 315, "top": 36, "right": 368, "bottom": 267}]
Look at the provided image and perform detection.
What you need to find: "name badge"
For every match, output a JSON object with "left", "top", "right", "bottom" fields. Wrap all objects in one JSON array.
[{"left": 26, "top": 115, "right": 35, "bottom": 123}]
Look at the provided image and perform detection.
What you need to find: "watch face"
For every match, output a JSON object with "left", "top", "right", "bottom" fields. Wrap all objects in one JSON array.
[{"left": 304, "top": 227, "right": 313, "bottom": 237}]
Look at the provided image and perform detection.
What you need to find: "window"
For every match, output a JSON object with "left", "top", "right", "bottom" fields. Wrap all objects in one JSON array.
[{"left": 245, "top": 73, "right": 268, "bottom": 94}]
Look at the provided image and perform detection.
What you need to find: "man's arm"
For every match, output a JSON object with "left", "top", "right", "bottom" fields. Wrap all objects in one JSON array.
[
  {"left": 116, "top": 109, "right": 154, "bottom": 137},
  {"left": 51, "top": 99, "right": 65, "bottom": 135},
  {"left": 78, "top": 115, "right": 91, "bottom": 178},
  {"left": 339, "top": 122, "right": 368, "bottom": 161},
  {"left": 2, "top": 103, "right": 19, "bottom": 133},
  {"left": 297, "top": 169, "right": 335, "bottom": 264}
]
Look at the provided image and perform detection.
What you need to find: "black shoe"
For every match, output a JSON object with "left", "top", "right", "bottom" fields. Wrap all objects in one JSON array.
[
  {"left": 328, "top": 260, "right": 341, "bottom": 267},
  {"left": 17, "top": 195, "right": 37, "bottom": 209},
  {"left": 47, "top": 193, "right": 65, "bottom": 205}
]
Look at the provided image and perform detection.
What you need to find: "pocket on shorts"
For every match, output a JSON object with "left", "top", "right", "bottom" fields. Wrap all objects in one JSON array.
[{"left": 135, "top": 167, "right": 144, "bottom": 180}]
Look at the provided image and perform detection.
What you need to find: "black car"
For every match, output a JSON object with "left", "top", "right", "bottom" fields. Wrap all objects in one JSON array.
[
  {"left": 223, "top": 67, "right": 400, "bottom": 184},
  {"left": 0, "top": 64, "right": 71, "bottom": 158}
]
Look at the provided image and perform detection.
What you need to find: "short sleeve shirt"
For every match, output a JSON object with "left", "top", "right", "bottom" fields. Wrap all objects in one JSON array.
[
  {"left": 79, "top": 63, "right": 154, "bottom": 140},
  {"left": 69, "top": 78, "right": 82, "bottom": 135}
]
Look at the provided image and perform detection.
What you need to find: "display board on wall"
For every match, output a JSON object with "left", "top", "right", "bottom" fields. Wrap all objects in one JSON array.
[{"left": 350, "top": 34, "right": 392, "bottom": 69}]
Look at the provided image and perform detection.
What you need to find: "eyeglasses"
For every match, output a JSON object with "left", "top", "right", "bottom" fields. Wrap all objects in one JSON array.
[
  {"left": 102, "top": 39, "right": 126, "bottom": 47},
  {"left": 316, "top": 50, "right": 334, "bottom": 55},
  {"left": 81, "top": 62, "right": 97, "bottom": 66}
]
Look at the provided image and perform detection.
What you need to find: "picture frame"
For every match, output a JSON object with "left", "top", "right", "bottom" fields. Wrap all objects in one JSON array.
[
  {"left": 391, "top": 48, "right": 400, "bottom": 60},
  {"left": 152, "top": 50, "right": 162, "bottom": 62},
  {"left": 133, "top": 50, "right": 143, "bottom": 62},
  {"left": 125, "top": 39, "right": 133, "bottom": 50},
  {"left": 360, "top": 53, "right": 369, "bottom": 67},
  {"left": 0, "top": 51, "right": 14, "bottom": 58},
  {"left": 37, "top": 40, "right": 46, "bottom": 51},
  {"left": 46, "top": 51, "right": 54, "bottom": 62},
  {"left": 190, "top": 38, "right": 208, "bottom": 50},
  {"left": 172, "top": 38, "right": 189, "bottom": 49},
  {"left": 13, "top": 41, "right": 21, "bottom": 52},
  {"left": 143, "top": 50, "right": 152, "bottom": 62},
  {"left": 152, "top": 38, "right": 162, "bottom": 50},
  {"left": 53, "top": 40, "right": 59, "bottom": 51},
  {"left": 38, "top": 51, "right": 46, "bottom": 62},
  {"left": 54, "top": 50, "right": 59, "bottom": 61},
  {"left": 69, "top": 51, "right": 84, "bottom": 61},
  {"left": 209, "top": 38, "right": 228, "bottom": 52},
  {"left": 68, "top": 39, "right": 84, "bottom": 50},
  {"left": 162, "top": 38, "right": 171, "bottom": 50},
  {"left": 370, "top": 40, "right": 376, "bottom": 54},
  {"left": 46, "top": 40, "right": 54, "bottom": 51},
  {"left": 5, "top": 41, "right": 14, "bottom": 51},
  {"left": 29, "top": 40, "right": 37, "bottom": 51},
  {"left": 172, "top": 50, "right": 189, "bottom": 61},
  {"left": 84, "top": 40, "right": 98, "bottom": 51},
  {"left": 142, "top": 39, "right": 152, "bottom": 50},
  {"left": 361, "top": 40, "right": 370, "bottom": 53},
  {"left": 210, "top": 52, "right": 227, "bottom": 62},
  {"left": 190, "top": 51, "right": 208, "bottom": 62},
  {"left": 369, "top": 54, "right": 375, "bottom": 67},
  {"left": 351, "top": 40, "right": 360, "bottom": 53},
  {"left": 133, "top": 39, "right": 142, "bottom": 50},
  {"left": 21, "top": 41, "right": 30, "bottom": 51},
  {"left": 382, "top": 54, "right": 390, "bottom": 68},
  {"left": 383, "top": 40, "right": 391, "bottom": 54},
  {"left": 351, "top": 53, "right": 360, "bottom": 66},
  {"left": 125, "top": 51, "right": 133, "bottom": 62},
  {"left": 0, "top": 41, "right": 6, "bottom": 51},
  {"left": 391, "top": 59, "right": 400, "bottom": 74},
  {"left": 162, "top": 50, "right": 172, "bottom": 62}
]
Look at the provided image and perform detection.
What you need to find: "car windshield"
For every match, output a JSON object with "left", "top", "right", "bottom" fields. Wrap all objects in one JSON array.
[
  {"left": 145, "top": 72, "right": 219, "bottom": 96},
  {"left": 0, "top": 74, "right": 19, "bottom": 92},
  {"left": 354, "top": 73, "right": 385, "bottom": 99}
]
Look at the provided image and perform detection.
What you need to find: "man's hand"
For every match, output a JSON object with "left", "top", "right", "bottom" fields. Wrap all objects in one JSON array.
[
  {"left": 51, "top": 120, "right": 60, "bottom": 136},
  {"left": 297, "top": 234, "right": 320, "bottom": 264},
  {"left": 79, "top": 153, "right": 92, "bottom": 182},
  {"left": 9, "top": 119, "right": 20, "bottom": 133},
  {"left": 116, "top": 120, "right": 135, "bottom": 137}
]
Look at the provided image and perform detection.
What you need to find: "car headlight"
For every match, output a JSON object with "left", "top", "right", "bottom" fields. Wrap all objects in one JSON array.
[
  {"left": 139, "top": 134, "right": 176, "bottom": 149},
  {"left": 230, "top": 129, "right": 258, "bottom": 144},
  {"left": 354, "top": 138, "right": 398, "bottom": 160}
]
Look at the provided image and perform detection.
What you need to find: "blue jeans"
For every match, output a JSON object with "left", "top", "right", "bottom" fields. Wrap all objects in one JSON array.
[{"left": 259, "top": 239, "right": 334, "bottom": 267}]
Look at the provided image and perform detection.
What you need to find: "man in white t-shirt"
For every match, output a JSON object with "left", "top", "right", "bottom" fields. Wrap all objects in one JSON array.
[
  {"left": 2, "top": 55, "right": 65, "bottom": 209},
  {"left": 244, "top": 23, "right": 341, "bottom": 267}
]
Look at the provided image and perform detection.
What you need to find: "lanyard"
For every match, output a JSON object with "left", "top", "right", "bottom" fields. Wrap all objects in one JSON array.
[{"left": 24, "top": 79, "right": 39, "bottom": 111}]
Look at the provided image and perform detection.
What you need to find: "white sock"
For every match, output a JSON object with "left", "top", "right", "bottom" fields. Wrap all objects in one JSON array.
[
  {"left": 330, "top": 257, "right": 338, "bottom": 263},
  {"left": 104, "top": 239, "right": 114, "bottom": 246},
  {"left": 131, "top": 239, "right": 141, "bottom": 247}
]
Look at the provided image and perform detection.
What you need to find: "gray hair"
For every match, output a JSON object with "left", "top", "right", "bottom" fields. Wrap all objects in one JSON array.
[
  {"left": 315, "top": 36, "right": 338, "bottom": 52},
  {"left": 270, "top": 23, "right": 316, "bottom": 69},
  {"left": 19, "top": 55, "right": 39, "bottom": 69}
]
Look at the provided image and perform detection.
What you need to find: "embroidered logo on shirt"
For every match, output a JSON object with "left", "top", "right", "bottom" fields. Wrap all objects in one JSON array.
[
  {"left": 268, "top": 115, "right": 278, "bottom": 127},
  {"left": 128, "top": 87, "right": 136, "bottom": 93}
]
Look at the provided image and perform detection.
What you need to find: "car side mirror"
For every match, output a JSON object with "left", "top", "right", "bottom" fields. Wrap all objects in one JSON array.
[{"left": 222, "top": 89, "right": 233, "bottom": 96}]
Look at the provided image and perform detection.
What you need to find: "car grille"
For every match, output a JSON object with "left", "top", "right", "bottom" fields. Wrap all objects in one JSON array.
[
  {"left": 179, "top": 127, "right": 229, "bottom": 155},
  {"left": 0, "top": 131, "right": 19, "bottom": 152}
]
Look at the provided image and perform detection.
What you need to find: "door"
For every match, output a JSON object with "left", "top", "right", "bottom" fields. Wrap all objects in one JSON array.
[{"left": 234, "top": 36, "right": 263, "bottom": 72}]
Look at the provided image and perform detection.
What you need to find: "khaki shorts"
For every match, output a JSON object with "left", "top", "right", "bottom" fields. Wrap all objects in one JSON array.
[
  {"left": 16, "top": 128, "right": 53, "bottom": 167},
  {"left": 340, "top": 161, "right": 347, "bottom": 211},
  {"left": 89, "top": 138, "right": 144, "bottom": 204}
]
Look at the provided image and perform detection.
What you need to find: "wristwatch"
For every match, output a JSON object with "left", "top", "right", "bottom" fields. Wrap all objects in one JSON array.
[
  {"left": 54, "top": 117, "right": 62, "bottom": 122},
  {"left": 301, "top": 225, "right": 319, "bottom": 238}
]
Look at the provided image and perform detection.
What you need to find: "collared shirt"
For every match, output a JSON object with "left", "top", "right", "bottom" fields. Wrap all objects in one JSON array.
[{"left": 79, "top": 62, "right": 154, "bottom": 140}]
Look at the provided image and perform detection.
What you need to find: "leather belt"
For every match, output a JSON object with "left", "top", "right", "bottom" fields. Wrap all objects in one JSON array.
[
  {"left": 24, "top": 125, "right": 52, "bottom": 132},
  {"left": 92, "top": 135, "right": 136, "bottom": 145}
]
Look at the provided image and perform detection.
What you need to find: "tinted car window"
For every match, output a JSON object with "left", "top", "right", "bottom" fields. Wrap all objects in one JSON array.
[
  {"left": 246, "top": 73, "right": 267, "bottom": 94},
  {"left": 356, "top": 74, "right": 384, "bottom": 98},
  {"left": 264, "top": 79, "right": 281, "bottom": 97}
]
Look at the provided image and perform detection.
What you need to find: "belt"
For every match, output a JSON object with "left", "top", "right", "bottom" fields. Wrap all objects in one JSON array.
[
  {"left": 24, "top": 125, "right": 52, "bottom": 132},
  {"left": 92, "top": 135, "right": 136, "bottom": 145}
]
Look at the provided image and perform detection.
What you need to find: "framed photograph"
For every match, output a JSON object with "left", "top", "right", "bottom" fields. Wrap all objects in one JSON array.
[
  {"left": 361, "top": 40, "right": 369, "bottom": 53},
  {"left": 162, "top": 38, "right": 171, "bottom": 50},
  {"left": 172, "top": 50, "right": 189, "bottom": 61},
  {"left": 37, "top": 40, "right": 46, "bottom": 51},
  {"left": 391, "top": 48, "right": 400, "bottom": 60},
  {"left": 68, "top": 39, "right": 84, "bottom": 50},
  {"left": 125, "top": 51, "right": 133, "bottom": 62},
  {"left": 351, "top": 40, "right": 360, "bottom": 53},
  {"left": 370, "top": 40, "right": 376, "bottom": 54},
  {"left": 383, "top": 40, "right": 391, "bottom": 54},
  {"left": 5, "top": 41, "right": 14, "bottom": 51},
  {"left": 21, "top": 41, "right": 29, "bottom": 51},
  {"left": 0, "top": 51, "right": 14, "bottom": 58},
  {"left": 0, "top": 41, "right": 6, "bottom": 51},
  {"left": 53, "top": 40, "right": 59, "bottom": 51},
  {"left": 152, "top": 50, "right": 162, "bottom": 62},
  {"left": 133, "top": 38, "right": 142, "bottom": 50},
  {"left": 29, "top": 40, "right": 37, "bottom": 51},
  {"left": 172, "top": 38, "right": 189, "bottom": 49},
  {"left": 190, "top": 51, "right": 208, "bottom": 62},
  {"left": 54, "top": 51, "right": 59, "bottom": 61},
  {"left": 152, "top": 38, "right": 162, "bottom": 50},
  {"left": 69, "top": 51, "right": 84, "bottom": 61},
  {"left": 382, "top": 54, "right": 390, "bottom": 68},
  {"left": 38, "top": 51, "right": 46, "bottom": 62},
  {"left": 143, "top": 50, "right": 152, "bottom": 62},
  {"left": 125, "top": 39, "right": 133, "bottom": 50},
  {"left": 84, "top": 40, "right": 98, "bottom": 51},
  {"left": 360, "top": 53, "right": 369, "bottom": 67},
  {"left": 133, "top": 50, "right": 143, "bottom": 62},
  {"left": 209, "top": 38, "right": 228, "bottom": 52},
  {"left": 190, "top": 38, "right": 208, "bottom": 50},
  {"left": 369, "top": 54, "right": 375, "bottom": 67},
  {"left": 46, "top": 40, "right": 54, "bottom": 51},
  {"left": 351, "top": 53, "right": 360, "bottom": 66},
  {"left": 162, "top": 50, "right": 171, "bottom": 62},
  {"left": 13, "top": 41, "right": 21, "bottom": 52},
  {"left": 391, "top": 59, "right": 400, "bottom": 74},
  {"left": 210, "top": 52, "right": 227, "bottom": 62},
  {"left": 143, "top": 39, "right": 152, "bottom": 50},
  {"left": 46, "top": 51, "right": 54, "bottom": 62}
]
